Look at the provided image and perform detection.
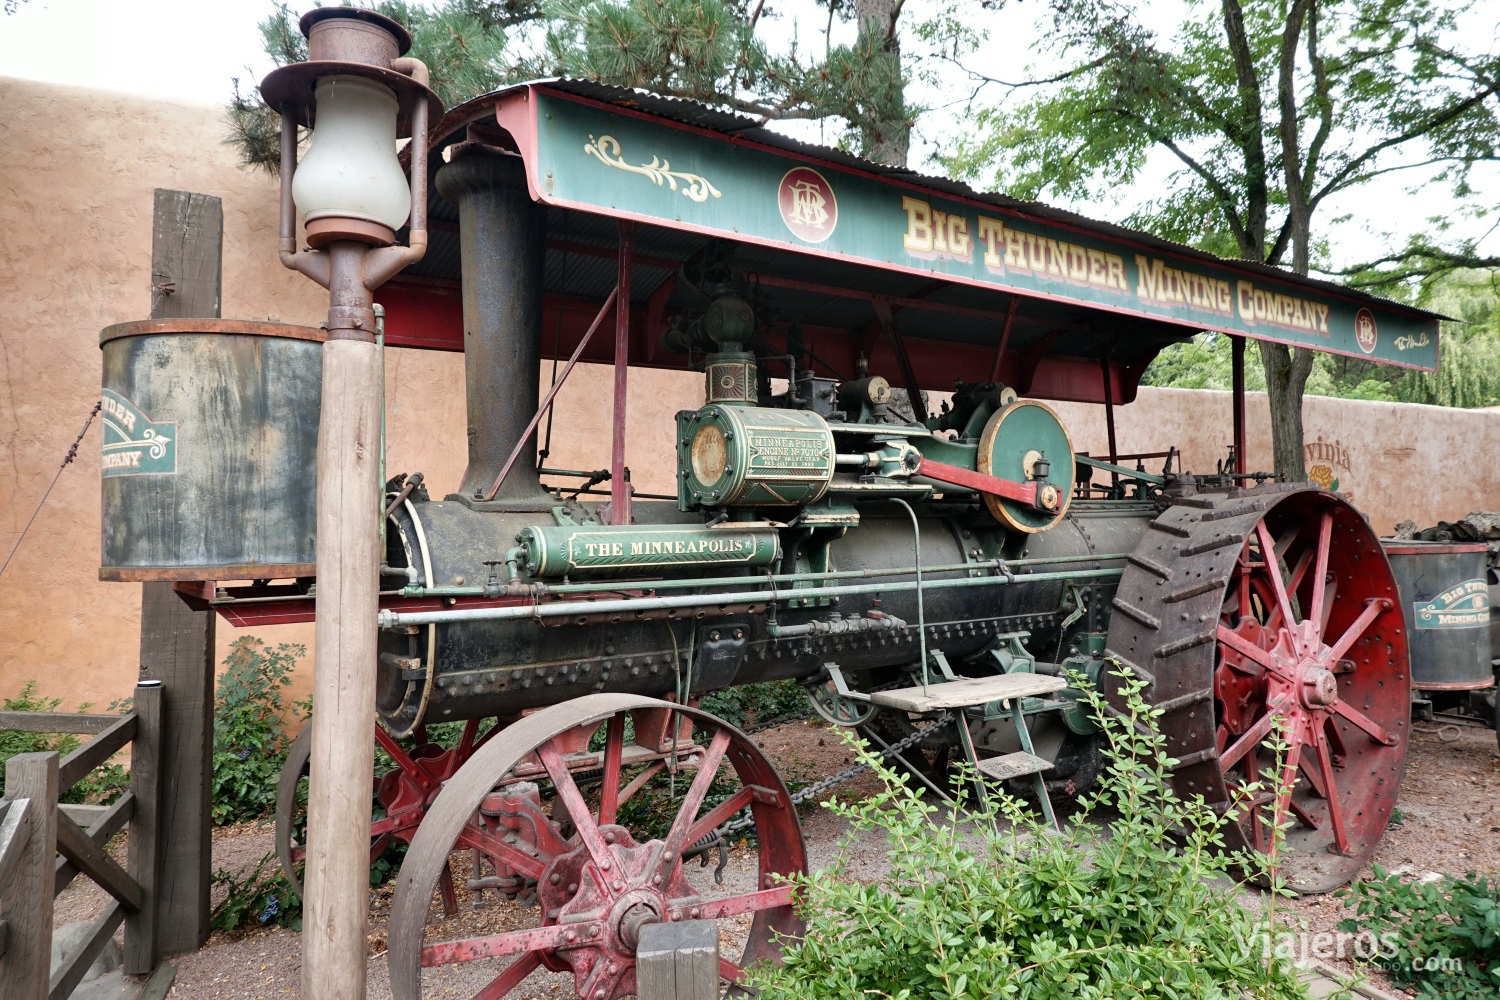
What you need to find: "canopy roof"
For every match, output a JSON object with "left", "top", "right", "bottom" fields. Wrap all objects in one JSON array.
[{"left": 379, "top": 80, "right": 1441, "bottom": 405}]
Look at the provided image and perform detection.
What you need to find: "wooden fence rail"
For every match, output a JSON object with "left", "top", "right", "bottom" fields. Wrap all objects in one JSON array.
[{"left": 0, "top": 680, "right": 163, "bottom": 1000}]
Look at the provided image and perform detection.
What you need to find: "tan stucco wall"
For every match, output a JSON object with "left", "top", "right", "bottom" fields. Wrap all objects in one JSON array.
[
  {"left": 3, "top": 77, "right": 1496, "bottom": 714},
  {"left": 0, "top": 77, "right": 700, "bottom": 713},
  {"left": 1052, "top": 387, "right": 1500, "bottom": 535}
]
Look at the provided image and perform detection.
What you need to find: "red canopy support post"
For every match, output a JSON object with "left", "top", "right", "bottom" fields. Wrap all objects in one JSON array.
[
  {"left": 989, "top": 298, "right": 1019, "bottom": 383},
  {"left": 1232, "top": 335, "right": 1247, "bottom": 475},
  {"left": 1099, "top": 350, "right": 1119, "bottom": 491},
  {"left": 610, "top": 221, "right": 634, "bottom": 524}
]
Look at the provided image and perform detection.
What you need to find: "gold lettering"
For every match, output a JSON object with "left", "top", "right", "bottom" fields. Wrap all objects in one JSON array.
[
  {"left": 977, "top": 216, "right": 1004, "bottom": 270},
  {"left": 901, "top": 196, "right": 933, "bottom": 252}
]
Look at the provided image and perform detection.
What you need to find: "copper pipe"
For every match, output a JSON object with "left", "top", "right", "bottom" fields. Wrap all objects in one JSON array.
[
  {"left": 279, "top": 108, "right": 297, "bottom": 258},
  {"left": 365, "top": 58, "right": 430, "bottom": 291}
]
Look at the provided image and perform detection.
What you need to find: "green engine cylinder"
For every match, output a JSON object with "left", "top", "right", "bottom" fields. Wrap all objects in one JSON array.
[
  {"left": 517, "top": 524, "right": 781, "bottom": 577},
  {"left": 677, "top": 405, "right": 836, "bottom": 509}
]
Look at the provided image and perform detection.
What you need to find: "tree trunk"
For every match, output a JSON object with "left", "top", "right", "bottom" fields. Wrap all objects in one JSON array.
[
  {"left": 855, "top": 0, "right": 908, "bottom": 167},
  {"left": 1260, "top": 342, "right": 1313, "bottom": 481}
]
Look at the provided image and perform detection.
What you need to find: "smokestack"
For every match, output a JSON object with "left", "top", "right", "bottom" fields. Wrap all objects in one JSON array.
[{"left": 435, "top": 148, "right": 551, "bottom": 508}]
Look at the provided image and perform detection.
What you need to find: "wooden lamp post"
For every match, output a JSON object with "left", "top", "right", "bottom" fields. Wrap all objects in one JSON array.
[{"left": 259, "top": 11, "right": 439, "bottom": 998}]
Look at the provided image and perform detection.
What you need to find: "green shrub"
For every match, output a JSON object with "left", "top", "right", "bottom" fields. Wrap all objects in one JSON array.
[
  {"left": 747, "top": 667, "right": 1311, "bottom": 1000},
  {"left": 211, "top": 637, "right": 304, "bottom": 826},
  {"left": 210, "top": 849, "right": 302, "bottom": 932},
  {"left": 1337, "top": 868, "right": 1500, "bottom": 998},
  {"left": 699, "top": 679, "right": 809, "bottom": 730},
  {"left": 0, "top": 682, "right": 129, "bottom": 805}
]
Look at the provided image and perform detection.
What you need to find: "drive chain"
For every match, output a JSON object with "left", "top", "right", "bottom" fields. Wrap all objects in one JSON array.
[{"left": 718, "top": 712, "right": 954, "bottom": 839}]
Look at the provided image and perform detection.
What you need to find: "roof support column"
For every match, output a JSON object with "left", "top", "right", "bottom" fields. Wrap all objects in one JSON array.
[
  {"left": 610, "top": 221, "right": 634, "bottom": 524},
  {"left": 1232, "top": 336, "right": 1247, "bottom": 475}
]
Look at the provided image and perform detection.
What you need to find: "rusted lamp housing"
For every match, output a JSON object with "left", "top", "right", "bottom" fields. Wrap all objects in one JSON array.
[{"left": 259, "top": 8, "right": 440, "bottom": 324}]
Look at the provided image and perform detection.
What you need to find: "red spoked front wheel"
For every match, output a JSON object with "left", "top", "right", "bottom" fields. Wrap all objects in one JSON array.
[
  {"left": 387, "top": 694, "right": 807, "bottom": 1000},
  {"left": 1107, "top": 486, "right": 1409, "bottom": 892}
]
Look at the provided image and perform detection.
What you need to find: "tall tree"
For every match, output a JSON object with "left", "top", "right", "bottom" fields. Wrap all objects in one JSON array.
[
  {"left": 230, "top": 1, "right": 914, "bottom": 171},
  {"left": 542, "top": 0, "right": 912, "bottom": 167},
  {"left": 935, "top": 0, "right": 1500, "bottom": 480}
]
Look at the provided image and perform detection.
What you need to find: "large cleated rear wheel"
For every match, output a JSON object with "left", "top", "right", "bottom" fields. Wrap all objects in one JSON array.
[{"left": 1105, "top": 486, "right": 1409, "bottom": 893}]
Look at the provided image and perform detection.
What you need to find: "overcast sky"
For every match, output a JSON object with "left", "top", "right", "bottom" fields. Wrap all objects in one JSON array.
[{"left": 3, "top": 0, "right": 1495, "bottom": 278}]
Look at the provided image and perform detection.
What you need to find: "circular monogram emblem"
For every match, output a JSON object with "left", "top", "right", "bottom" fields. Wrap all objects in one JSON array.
[
  {"left": 1355, "top": 308, "right": 1378, "bottom": 355},
  {"left": 778, "top": 167, "right": 837, "bottom": 243}
]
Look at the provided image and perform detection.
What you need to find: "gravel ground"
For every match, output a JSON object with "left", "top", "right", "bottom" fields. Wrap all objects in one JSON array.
[{"left": 65, "top": 716, "right": 1498, "bottom": 1000}]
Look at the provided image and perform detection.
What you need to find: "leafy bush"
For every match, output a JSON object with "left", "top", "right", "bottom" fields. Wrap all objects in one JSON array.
[
  {"left": 210, "top": 849, "right": 302, "bottom": 932},
  {"left": 1337, "top": 868, "right": 1500, "bottom": 998},
  {"left": 211, "top": 637, "right": 304, "bottom": 826},
  {"left": 700, "top": 679, "right": 810, "bottom": 731},
  {"left": 0, "top": 682, "right": 129, "bottom": 805},
  {"left": 747, "top": 667, "right": 1310, "bottom": 1000}
]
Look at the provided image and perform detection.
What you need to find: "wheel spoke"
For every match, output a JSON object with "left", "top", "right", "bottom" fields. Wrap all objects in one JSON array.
[
  {"left": 538, "top": 741, "right": 615, "bottom": 874},
  {"left": 1268, "top": 546, "right": 1315, "bottom": 631},
  {"left": 371, "top": 810, "right": 421, "bottom": 838},
  {"left": 455, "top": 824, "right": 546, "bottom": 880},
  {"left": 375, "top": 726, "right": 432, "bottom": 790},
  {"left": 368, "top": 832, "right": 392, "bottom": 863},
  {"left": 1271, "top": 737, "right": 1305, "bottom": 839},
  {"left": 421, "top": 923, "right": 573, "bottom": 967},
  {"left": 1217, "top": 625, "right": 1279, "bottom": 676},
  {"left": 694, "top": 884, "right": 797, "bottom": 920},
  {"left": 458, "top": 718, "right": 482, "bottom": 760},
  {"left": 1330, "top": 699, "right": 1397, "bottom": 746},
  {"left": 597, "top": 712, "right": 626, "bottom": 827},
  {"left": 617, "top": 760, "right": 665, "bottom": 810},
  {"left": 1312, "top": 735, "right": 1350, "bottom": 855},
  {"left": 1323, "top": 599, "right": 1387, "bottom": 665},
  {"left": 719, "top": 957, "right": 745, "bottom": 985},
  {"left": 1255, "top": 522, "right": 1297, "bottom": 630},
  {"left": 474, "top": 951, "right": 542, "bottom": 1000},
  {"left": 662, "top": 729, "right": 732, "bottom": 860},
  {"left": 1219, "top": 700, "right": 1286, "bottom": 771},
  {"left": 1307, "top": 513, "right": 1334, "bottom": 640},
  {"left": 1319, "top": 575, "right": 1339, "bottom": 636},
  {"left": 682, "top": 786, "right": 758, "bottom": 848}
]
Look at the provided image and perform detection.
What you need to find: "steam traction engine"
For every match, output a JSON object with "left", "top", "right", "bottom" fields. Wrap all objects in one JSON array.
[{"left": 98, "top": 73, "right": 1457, "bottom": 999}]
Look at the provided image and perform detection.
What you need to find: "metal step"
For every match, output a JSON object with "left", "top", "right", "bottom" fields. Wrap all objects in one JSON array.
[
  {"left": 976, "top": 752, "right": 1053, "bottom": 781},
  {"left": 868, "top": 673, "right": 1067, "bottom": 712}
]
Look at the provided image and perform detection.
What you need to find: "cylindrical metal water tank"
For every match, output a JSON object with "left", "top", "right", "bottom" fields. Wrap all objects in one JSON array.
[
  {"left": 99, "top": 319, "right": 323, "bottom": 582},
  {"left": 1381, "top": 540, "right": 1493, "bottom": 690}
]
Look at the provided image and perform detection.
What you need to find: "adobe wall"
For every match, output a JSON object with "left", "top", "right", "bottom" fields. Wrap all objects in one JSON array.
[
  {"left": 2, "top": 77, "right": 1496, "bottom": 715},
  {"left": 0, "top": 77, "right": 699, "bottom": 713},
  {"left": 1050, "top": 387, "right": 1500, "bottom": 535}
]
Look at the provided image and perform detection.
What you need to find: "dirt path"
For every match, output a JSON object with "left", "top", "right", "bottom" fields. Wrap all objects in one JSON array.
[{"left": 103, "top": 717, "right": 1496, "bottom": 999}]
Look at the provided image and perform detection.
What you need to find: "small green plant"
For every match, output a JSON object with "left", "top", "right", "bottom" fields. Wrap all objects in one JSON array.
[
  {"left": 0, "top": 682, "right": 129, "bottom": 805},
  {"left": 210, "top": 849, "right": 302, "bottom": 932},
  {"left": 747, "top": 666, "right": 1311, "bottom": 1000},
  {"left": 211, "top": 637, "right": 304, "bottom": 826},
  {"left": 1337, "top": 867, "right": 1500, "bottom": 998}
]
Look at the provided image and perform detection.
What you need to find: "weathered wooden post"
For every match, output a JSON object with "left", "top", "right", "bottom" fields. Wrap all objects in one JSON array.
[
  {"left": 124, "top": 679, "right": 164, "bottom": 974},
  {"left": 257, "top": 10, "right": 438, "bottom": 997},
  {"left": 1, "top": 753, "right": 58, "bottom": 1000},
  {"left": 635, "top": 921, "right": 720, "bottom": 1000},
  {"left": 139, "top": 188, "right": 220, "bottom": 957}
]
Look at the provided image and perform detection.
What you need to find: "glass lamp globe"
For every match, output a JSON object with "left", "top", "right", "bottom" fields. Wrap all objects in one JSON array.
[{"left": 292, "top": 75, "right": 411, "bottom": 232}]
